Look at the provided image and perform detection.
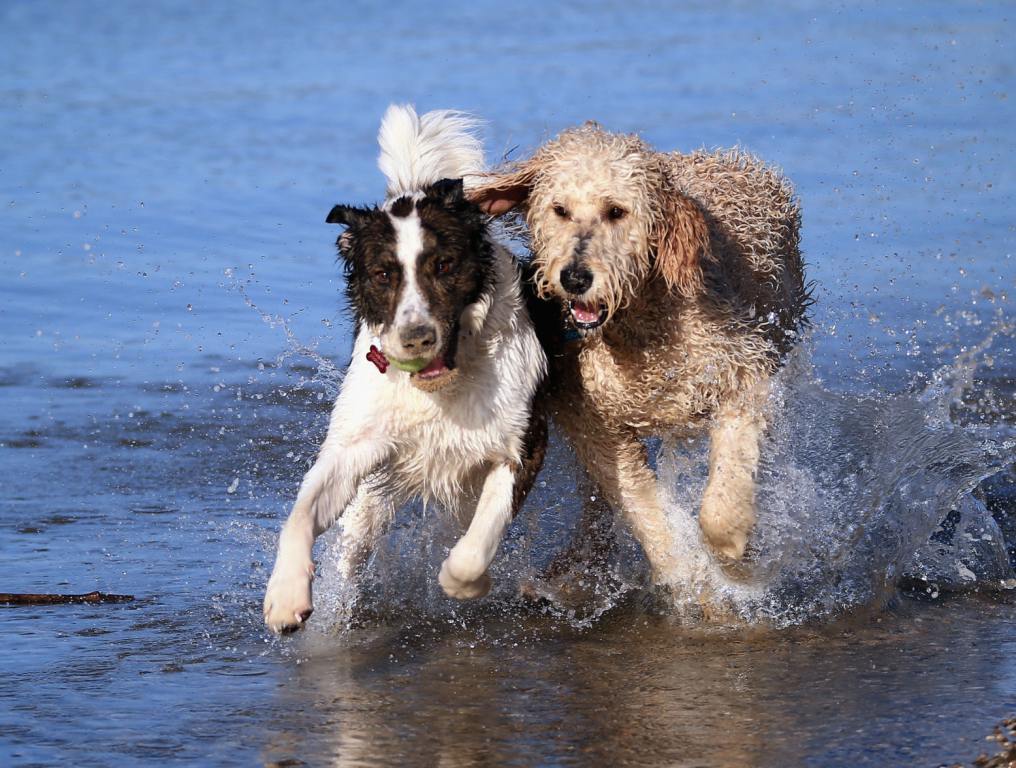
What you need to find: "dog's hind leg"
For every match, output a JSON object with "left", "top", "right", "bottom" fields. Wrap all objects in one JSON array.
[
  {"left": 264, "top": 437, "right": 391, "bottom": 633},
  {"left": 698, "top": 391, "right": 767, "bottom": 564},
  {"left": 542, "top": 473, "right": 615, "bottom": 579},
  {"left": 520, "top": 473, "right": 618, "bottom": 609},
  {"left": 336, "top": 483, "right": 394, "bottom": 583}
]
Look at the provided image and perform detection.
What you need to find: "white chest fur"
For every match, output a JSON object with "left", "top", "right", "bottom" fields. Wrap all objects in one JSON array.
[{"left": 328, "top": 250, "right": 545, "bottom": 510}]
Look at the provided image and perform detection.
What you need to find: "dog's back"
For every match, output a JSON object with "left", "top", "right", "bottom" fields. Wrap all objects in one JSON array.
[{"left": 667, "top": 149, "right": 811, "bottom": 353}]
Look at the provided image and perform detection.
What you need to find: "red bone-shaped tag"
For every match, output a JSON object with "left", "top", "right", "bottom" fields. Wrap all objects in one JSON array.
[{"left": 366, "top": 345, "right": 389, "bottom": 374}]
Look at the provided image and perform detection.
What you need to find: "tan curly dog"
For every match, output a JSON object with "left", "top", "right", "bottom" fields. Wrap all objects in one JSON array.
[{"left": 468, "top": 123, "right": 809, "bottom": 583}]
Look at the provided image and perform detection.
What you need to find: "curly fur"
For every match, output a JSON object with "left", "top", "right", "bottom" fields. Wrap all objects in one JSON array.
[{"left": 469, "top": 123, "right": 810, "bottom": 577}]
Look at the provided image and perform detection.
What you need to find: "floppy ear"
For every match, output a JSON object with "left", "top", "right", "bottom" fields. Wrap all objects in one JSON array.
[
  {"left": 326, "top": 204, "right": 371, "bottom": 227},
  {"left": 465, "top": 161, "right": 540, "bottom": 215},
  {"left": 325, "top": 204, "right": 372, "bottom": 258},
  {"left": 653, "top": 192, "right": 712, "bottom": 296}
]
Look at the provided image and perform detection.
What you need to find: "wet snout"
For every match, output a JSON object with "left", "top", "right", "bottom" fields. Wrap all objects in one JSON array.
[
  {"left": 556, "top": 229, "right": 607, "bottom": 329},
  {"left": 559, "top": 231, "right": 595, "bottom": 296},
  {"left": 560, "top": 262, "right": 593, "bottom": 295},
  {"left": 398, "top": 322, "right": 438, "bottom": 356}
]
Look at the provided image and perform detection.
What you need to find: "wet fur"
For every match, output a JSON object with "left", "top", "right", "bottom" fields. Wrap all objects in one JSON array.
[
  {"left": 330, "top": 182, "right": 495, "bottom": 342},
  {"left": 469, "top": 123, "right": 809, "bottom": 579},
  {"left": 263, "top": 107, "right": 548, "bottom": 632}
]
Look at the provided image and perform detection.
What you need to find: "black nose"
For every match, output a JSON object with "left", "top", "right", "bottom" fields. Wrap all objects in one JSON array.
[
  {"left": 560, "top": 263, "right": 593, "bottom": 295},
  {"left": 399, "top": 323, "right": 437, "bottom": 354}
]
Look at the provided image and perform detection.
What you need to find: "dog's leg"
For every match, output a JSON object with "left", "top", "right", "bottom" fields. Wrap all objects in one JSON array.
[
  {"left": 562, "top": 418, "right": 680, "bottom": 585},
  {"left": 605, "top": 434, "right": 681, "bottom": 584},
  {"left": 698, "top": 394, "right": 767, "bottom": 562},
  {"left": 335, "top": 483, "right": 393, "bottom": 583},
  {"left": 543, "top": 472, "right": 615, "bottom": 579},
  {"left": 263, "top": 438, "right": 389, "bottom": 633},
  {"left": 438, "top": 463, "right": 516, "bottom": 600},
  {"left": 520, "top": 473, "right": 617, "bottom": 609}
]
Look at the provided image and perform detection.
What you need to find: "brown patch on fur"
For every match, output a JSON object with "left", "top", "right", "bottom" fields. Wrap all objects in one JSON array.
[{"left": 653, "top": 188, "right": 712, "bottom": 297}]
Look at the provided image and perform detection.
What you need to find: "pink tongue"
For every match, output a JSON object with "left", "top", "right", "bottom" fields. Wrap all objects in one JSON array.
[
  {"left": 417, "top": 356, "right": 449, "bottom": 378},
  {"left": 571, "top": 301, "right": 600, "bottom": 324}
]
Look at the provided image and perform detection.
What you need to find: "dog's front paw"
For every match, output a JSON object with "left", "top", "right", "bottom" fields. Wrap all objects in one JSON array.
[
  {"left": 263, "top": 563, "right": 314, "bottom": 633},
  {"left": 438, "top": 545, "right": 491, "bottom": 600},
  {"left": 698, "top": 486, "right": 755, "bottom": 563}
]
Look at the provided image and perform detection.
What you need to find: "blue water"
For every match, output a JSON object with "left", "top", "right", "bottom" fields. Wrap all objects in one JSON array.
[{"left": 1, "top": 2, "right": 1014, "bottom": 766}]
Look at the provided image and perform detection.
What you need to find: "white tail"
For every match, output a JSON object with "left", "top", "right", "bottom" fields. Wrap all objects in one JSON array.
[{"left": 377, "top": 104, "right": 484, "bottom": 198}]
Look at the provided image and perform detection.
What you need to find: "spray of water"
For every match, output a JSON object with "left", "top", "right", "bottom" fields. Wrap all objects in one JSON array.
[
  {"left": 656, "top": 327, "right": 1013, "bottom": 627},
  {"left": 242, "top": 281, "right": 1014, "bottom": 633}
]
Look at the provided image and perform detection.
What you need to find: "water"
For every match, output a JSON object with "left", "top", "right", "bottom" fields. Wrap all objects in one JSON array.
[{"left": 1, "top": 1, "right": 1014, "bottom": 766}]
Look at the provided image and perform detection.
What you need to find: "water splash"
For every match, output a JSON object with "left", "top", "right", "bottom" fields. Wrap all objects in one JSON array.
[
  {"left": 226, "top": 272, "right": 345, "bottom": 398},
  {"left": 656, "top": 316, "right": 1015, "bottom": 627},
  {"left": 250, "top": 293, "right": 1014, "bottom": 632}
]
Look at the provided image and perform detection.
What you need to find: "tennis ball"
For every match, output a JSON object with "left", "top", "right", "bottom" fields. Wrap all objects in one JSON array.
[{"left": 389, "top": 357, "right": 429, "bottom": 373}]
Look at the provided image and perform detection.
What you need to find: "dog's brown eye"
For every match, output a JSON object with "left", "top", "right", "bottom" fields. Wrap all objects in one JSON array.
[
  {"left": 607, "top": 206, "right": 627, "bottom": 221},
  {"left": 436, "top": 259, "right": 454, "bottom": 276},
  {"left": 374, "top": 269, "right": 391, "bottom": 284},
  {"left": 552, "top": 204, "right": 569, "bottom": 218}
]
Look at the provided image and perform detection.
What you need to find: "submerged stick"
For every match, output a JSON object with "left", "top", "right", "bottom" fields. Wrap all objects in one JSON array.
[{"left": 0, "top": 591, "right": 135, "bottom": 605}]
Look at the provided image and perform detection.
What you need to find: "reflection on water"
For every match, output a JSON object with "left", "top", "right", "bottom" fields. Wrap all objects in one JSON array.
[{"left": 262, "top": 597, "right": 1016, "bottom": 768}]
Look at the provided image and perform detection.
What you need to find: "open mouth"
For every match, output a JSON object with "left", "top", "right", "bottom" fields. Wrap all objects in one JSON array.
[
  {"left": 568, "top": 299, "right": 608, "bottom": 330},
  {"left": 412, "top": 353, "right": 453, "bottom": 381},
  {"left": 408, "top": 349, "right": 458, "bottom": 392},
  {"left": 371, "top": 323, "right": 462, "bottom": 391}
]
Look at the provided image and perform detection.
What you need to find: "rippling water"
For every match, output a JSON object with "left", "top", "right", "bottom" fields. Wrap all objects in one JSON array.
[{"left": 1, "top": 2, "right": 1014, "bottom": 766}]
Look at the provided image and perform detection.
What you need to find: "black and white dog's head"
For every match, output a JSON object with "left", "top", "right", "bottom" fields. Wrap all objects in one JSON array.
[{"left": 327, "top": 178, "right": 494, "bottom": 389}]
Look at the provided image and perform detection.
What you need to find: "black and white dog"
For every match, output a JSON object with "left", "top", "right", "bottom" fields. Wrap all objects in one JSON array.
[{"left": 264, "top": 106, "right": 548, "bottom": 632}]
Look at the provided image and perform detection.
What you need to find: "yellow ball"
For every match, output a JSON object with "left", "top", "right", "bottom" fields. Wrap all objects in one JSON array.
[{"left": 389, "top": 357, "right": 429, "bottom": 373}]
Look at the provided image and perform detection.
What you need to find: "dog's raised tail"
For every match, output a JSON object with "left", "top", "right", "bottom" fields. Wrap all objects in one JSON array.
[{"left": 378, "top": 104, "right": 484, "bottom": 198}]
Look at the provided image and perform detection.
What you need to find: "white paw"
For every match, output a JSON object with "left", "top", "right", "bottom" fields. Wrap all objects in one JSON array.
[
  {"left": 263, "top": 562, "right": 314, "bottom": 633},
  {"left": 699, "top": 487, "right": 755, "bottom": 562},
  {"left": 438, "top": 545, "right": 491, "bottom": 600}
]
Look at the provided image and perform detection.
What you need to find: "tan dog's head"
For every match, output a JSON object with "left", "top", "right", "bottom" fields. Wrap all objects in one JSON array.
[{"left": 469, "top": 123, "right": 710, "bottom": 331}]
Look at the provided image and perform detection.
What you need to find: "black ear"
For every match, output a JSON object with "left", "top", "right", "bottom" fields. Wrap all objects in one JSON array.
[
  {"left": 326, "top": 204, "right": 372, "bottom": 261},
  {"left": 426, "top": 178, "right": 466, "bottom": 207},
  {"left": 325, "top": 204, "right": 371, "bottom": 226}
]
